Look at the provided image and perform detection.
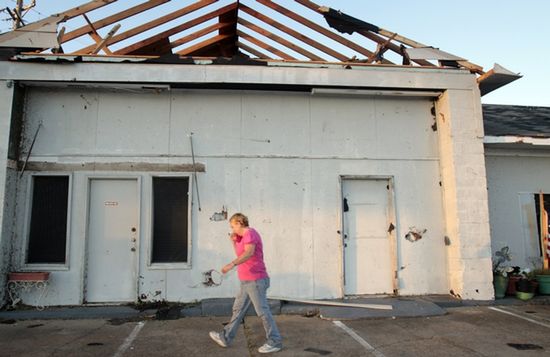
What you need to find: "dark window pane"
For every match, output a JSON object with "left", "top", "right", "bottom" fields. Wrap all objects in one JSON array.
[
  {"left": 152, "top": 177, "right": 189, "bottom": 263},
  {"left": 27, "top": 176, "right": 69, "bottom": 264}
]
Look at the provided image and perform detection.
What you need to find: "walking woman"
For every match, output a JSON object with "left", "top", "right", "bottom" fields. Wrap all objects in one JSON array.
[{"left": 209, "top": 213, "right": 283, "bottom": 354}]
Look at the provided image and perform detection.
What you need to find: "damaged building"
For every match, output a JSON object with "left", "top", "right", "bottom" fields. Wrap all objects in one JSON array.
[{"left": 0, "top": 0, "right": 522, "bottom": 308}]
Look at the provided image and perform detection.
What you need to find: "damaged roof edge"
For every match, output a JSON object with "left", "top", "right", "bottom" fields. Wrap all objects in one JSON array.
[{"left": 478, "top": 63, "right": 522, "bottom": 96}]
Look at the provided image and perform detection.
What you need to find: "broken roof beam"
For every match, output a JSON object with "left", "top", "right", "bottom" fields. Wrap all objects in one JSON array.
[
  {"left": 82, "top": 13, "right": 113, "bottom": 55},
  {"left": 92, "top": 24, "right": 121, "bottom": 54},
  {"left": 296, "top": 0, "right": 484, "bottom": 72},
  {"left": 114, "top": 2, "right": 236, "bottom": 55},
  {"left": 237, "top": 18, "right": 324, "bottom": 61},
  {"left": 294, "top": 0, "right": 430, "bottom": 66},
  {"left": 254, "top": 0, "right": 387, "bottom": 63},
  {"left": 72, "top": 0, "right": 218, "bottom": 55},
  {"left": 62, "top": 0, "right": 170, "bottom": 44},
  {"left": 239, "top": 4, "right": 346, "bottom": 61},
  {"left": 22, "top": 0, "right": 118, "bottom": 33},
  {"left": 237, "top": 29, "right": 297, "bottom": 60}
]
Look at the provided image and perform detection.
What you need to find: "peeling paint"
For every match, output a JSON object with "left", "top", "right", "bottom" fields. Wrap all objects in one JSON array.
[{"left": 405, "top": 227, "right": 427, "bottom": 242}]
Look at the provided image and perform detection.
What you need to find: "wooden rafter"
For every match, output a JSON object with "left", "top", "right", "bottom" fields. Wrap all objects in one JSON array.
[
  {"left": 72, "top": 0, "right": 218, "bottom": 54},
  {"left": 237, "top": 40, "right": 272, "bottom": 59},
  {"left": 171, "top": 22, "right": 232, "bottom": 49},
  {"left": 62, "top": 0, "right": 170, "bottom": 44},
  {"left": 237, "top": 18, "right": 324, "bottom": 61},
  {"left": 5, "top": 0, "right": 485, "bottom": 72},
  {"left": 237, "top": 29, "right": 296, "bottom": 60},
  {"left": 115, "top": 2, "right": 237, "bottom": 55},
  {"left": 239, "top": 4, "right": 346, "bottom": 62},
  {"left": 177, "top": 33, "right": 233, "bottom": 56},
  {"left": 254, "top": 0, "right": 385, "bottom": 62}
]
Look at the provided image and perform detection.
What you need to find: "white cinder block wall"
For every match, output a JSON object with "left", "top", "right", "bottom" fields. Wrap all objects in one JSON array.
[{"left": 0, "top": 63, "right": 494, "bottom": 305}]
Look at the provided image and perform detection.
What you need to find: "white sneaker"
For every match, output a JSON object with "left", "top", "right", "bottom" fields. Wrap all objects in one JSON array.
[
  {"left": 258, "top": 343, "right": 282, "bottom": 354},
  {"left": 209, "top": 331, "right": 227, "bottom": 348}
]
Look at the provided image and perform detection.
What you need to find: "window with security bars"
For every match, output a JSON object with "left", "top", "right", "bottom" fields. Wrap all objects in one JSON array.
[
  {"left": 26, "top": 175, "right": 69, "bottom": 264},
  {"left": 152, "top": 177, "right": 190, "bottom": 263}
]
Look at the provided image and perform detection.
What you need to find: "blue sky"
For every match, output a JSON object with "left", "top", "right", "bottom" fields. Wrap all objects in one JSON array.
[{"left": 1, "top": 0, "right": 547, "bottom": 107}]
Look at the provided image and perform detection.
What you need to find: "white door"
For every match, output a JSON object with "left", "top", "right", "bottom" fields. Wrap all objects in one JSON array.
[
  {"left": 343, "top": 179, "right": 394, "bottom": 295},
  {"left": 85, "top": 179, "right": 139, "bottom": 303}
]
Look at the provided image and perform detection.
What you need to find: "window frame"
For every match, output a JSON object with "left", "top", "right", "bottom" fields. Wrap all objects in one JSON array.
[
  {"left": 20, "top": 172, "right": 73, "bottom": 271},
  {"left": 147, "top": 173, "right": 193, "bottom": 270}
]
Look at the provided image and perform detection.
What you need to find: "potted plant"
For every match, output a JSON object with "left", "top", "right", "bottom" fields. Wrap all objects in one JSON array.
[
  {"left": 516, "top": 268, "right": 536, "bottom": 301},
  {"left": 534, "top": 268, "right": 550, "bottom": 295},
  {"left": 493, "top": 246, "right": 513, "bottom": 299},
  {"left": 506, "top": 266, "right": 522, "bottom": 295}
]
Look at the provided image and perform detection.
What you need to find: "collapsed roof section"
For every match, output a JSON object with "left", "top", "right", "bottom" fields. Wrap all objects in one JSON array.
[{"left": 0, "top": 0, "right": 521, "bottom": 94}]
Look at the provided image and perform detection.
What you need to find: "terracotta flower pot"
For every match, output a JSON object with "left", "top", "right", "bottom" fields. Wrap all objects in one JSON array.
[
  {"left": 507, "top": 276, "right": 521, "bottom": 295},
  {"left": 8, "top": 272, "right": 50, "bottom": 281}
]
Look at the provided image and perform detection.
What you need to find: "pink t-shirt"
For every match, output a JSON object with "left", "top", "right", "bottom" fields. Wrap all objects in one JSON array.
[{"left": 234, "top": 228, "right": 269, "bottom": 281}]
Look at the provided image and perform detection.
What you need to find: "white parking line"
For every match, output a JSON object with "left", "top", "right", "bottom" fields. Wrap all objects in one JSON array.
[
  {"left": 333, "top": 320, "right": 386, "bottom": 357},
  {"left": 489, "top": 307, "right": 550, "bottom": 328},
  {"left": 113, "top": 321, "right": 145, "bottom": 357}
]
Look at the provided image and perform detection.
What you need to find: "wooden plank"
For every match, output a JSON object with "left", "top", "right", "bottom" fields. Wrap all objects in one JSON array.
[
  {"left": 237, "top": 29, "right": 296, "bottom": 60},
  {"left": 177, "top": 33, "right": 233, "bottom": 55},
  {"left": 114, "top": 2, "right": 236, "bottom": 55},
  {"left": 82, "top": 13, "right": 114, "bottom": 55},
  {"left": 73, "top": 0, "right": 218, "bottom": 54},
  {"left": 238, "top": 17, "right": 324, "bottom": 61},
  {"left": 240, "top": 4, "right": 345, "bottom": 61},
  {"left": 10, "top": 0, "right": 117, "bottom": 35},
  {"left": 237, "top": 40, "right": 272, "bottom": 59},
  {"left": 53, "top": 0, "right": 118, "bottom": 21},
  {"left": 270, "top": 296, "right": 393, "bottom": 310},
  {"left": 92, "top": 24, "right": 121, "bottom": 54},
  {"left": 540, "top": 192, "right": 549, "bottom": 270},
  {"left": 255, "top": 0, "right": 376, "bottom": 59},
  {"left": 171, "top": 22, "right": 231, "bottom": 48},
  {"left": 62, "top": 0, "right": 170, "bottom": 43}
]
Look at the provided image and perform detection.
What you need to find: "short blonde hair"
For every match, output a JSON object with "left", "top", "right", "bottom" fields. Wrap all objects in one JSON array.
[{"left": 230, "top": 213, "right": 249, "bottom": 227}]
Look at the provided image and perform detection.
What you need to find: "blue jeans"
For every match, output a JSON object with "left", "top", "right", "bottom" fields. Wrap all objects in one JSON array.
[{"left": 221, "top": 277, "right": 282, "bottom": 348}]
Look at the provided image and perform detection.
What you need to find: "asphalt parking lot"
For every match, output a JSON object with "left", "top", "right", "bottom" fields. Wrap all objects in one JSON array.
[{"left": 1, "top": 304, "right": 550, "bottom": 356}]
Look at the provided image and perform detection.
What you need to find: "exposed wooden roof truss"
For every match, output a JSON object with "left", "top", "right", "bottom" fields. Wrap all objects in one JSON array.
[{"left": 1, "top": 0, "right": 486, "bottom": 73}]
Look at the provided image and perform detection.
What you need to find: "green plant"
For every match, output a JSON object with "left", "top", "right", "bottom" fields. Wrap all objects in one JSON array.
[{"left": 493, "top": 246, "right": 513, "bottom": 276}]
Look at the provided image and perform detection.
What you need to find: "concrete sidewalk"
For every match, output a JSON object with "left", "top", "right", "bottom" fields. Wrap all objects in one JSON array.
[{"left": 1, "top": 294, "right": 549, "bottom": 321}]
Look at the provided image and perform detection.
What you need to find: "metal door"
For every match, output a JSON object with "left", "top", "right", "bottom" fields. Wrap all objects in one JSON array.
[
  {"left": 343, "top": 179, "right": 394, "bottom": 295},
  {"left": 85, "top": 179, "right": 138, "bottom": 303}
]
